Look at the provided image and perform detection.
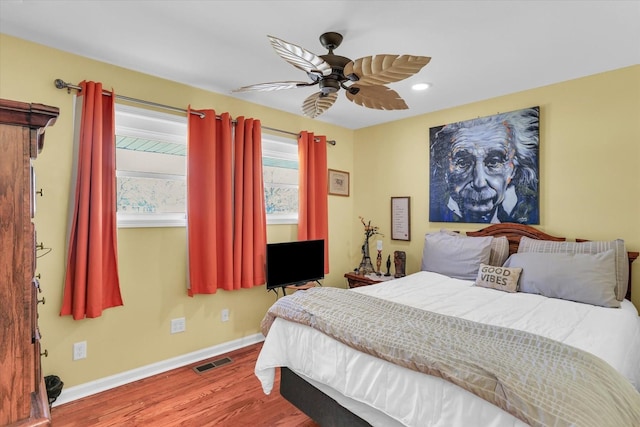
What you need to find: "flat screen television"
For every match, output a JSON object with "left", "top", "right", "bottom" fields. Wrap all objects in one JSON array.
[{"left": 266, "top": 239, "right": 324, "bottom": 290}]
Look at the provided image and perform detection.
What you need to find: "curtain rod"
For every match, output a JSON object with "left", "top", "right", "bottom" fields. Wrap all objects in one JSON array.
[{"left": 54, "top": 79, "right": 336, "bottom": 145}]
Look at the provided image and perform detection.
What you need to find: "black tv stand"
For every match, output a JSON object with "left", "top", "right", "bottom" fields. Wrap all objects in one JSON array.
[
  {"left": 271, "top": 280, "right": 322, "bottom": 297},
  {"left": 292, "top": 279, "right": 322, "bottom": 287}
]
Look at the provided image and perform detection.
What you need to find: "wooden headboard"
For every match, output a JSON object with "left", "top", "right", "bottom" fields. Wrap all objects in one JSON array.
[
  {"left": 466, "top": 223, "right": 566, "bottom": 255},
  {"left": 466, "top": 223, "right": 638, "bottom": 301}
]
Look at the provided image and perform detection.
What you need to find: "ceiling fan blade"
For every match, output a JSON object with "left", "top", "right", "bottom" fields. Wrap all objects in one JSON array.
[
  {"left": 268, "top": 35, "right": 332, "bottom": 77},
  {"left": 344, "top": 55, "right": 431, "bottom": 86},
  {"left": 302, "top": 92, "right": 338, "bottom": 118},
  {"left": 346, "top": 85, "right": 408, "bottom": 110},
  {"left": 232, "top": 81, "right": 313, "bottom": 93}
]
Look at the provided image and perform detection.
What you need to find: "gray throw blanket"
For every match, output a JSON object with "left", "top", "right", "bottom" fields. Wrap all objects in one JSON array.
[{"left": 261, "top": 287, "right": 640, "bottom": 427}]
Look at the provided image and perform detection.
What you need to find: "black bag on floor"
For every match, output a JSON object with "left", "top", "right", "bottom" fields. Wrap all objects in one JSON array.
[{"left": 44, "top": 375, "right": 64, "bottom": 406}]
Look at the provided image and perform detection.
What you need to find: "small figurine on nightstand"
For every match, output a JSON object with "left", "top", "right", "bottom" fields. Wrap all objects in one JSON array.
[
  {"left": 376, "top": 249, "right": 382, "bottom": 276},
  {"left": 385, "top": 255, "right": 391, "bottom": 276},
  {"left": 394, "top": 251, "right": 406, "bottom": 278}
]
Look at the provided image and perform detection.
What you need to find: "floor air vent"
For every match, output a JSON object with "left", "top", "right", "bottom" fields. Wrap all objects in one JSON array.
[{"left": 192, "top": 357, "right": 233, "bottom": 374}]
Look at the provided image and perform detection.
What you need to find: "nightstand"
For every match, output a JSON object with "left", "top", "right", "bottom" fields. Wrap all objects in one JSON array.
[{"left": 344, "top": 272, "right": 395, "bottom": 289}]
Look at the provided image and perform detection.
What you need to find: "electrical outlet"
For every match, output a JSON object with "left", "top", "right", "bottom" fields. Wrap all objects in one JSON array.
[
  {"left": 221, "top": 309, "right": 229, "bottom": 322},
  {"left": 73, "top": 341, "right": 87, "bottom": 360},
  {"left": 171, "top": 317, "right": 186, "bottom": 334}
]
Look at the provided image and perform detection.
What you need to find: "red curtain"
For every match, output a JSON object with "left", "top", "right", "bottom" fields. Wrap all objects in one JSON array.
[
  {"left": 298, "top": 131, "right": 329, "bottom": 273},
  {"left": 187, "top": 109, "right": 233, "bottom": 295},
  {"left": 61, "top": 81, "right": 123, "bottom": 320},
  {"left": 187, "top": 110, "right": 266, "bottom": 294},
  {"left": 232, "top": 117, "right": 267, "bottom": 289}
]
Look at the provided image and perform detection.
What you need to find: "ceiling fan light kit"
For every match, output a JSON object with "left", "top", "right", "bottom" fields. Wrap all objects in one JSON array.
[{"left": 233, "top": 32, "right": 431, "bottom": 119}]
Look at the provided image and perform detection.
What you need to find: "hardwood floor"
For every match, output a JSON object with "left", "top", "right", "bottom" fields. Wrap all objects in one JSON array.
[{"left": 51, "top": 343, "right": 319, "bottom": 426}]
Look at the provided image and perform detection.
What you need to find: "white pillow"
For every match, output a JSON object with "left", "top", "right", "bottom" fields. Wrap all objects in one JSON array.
[
  {"left": 504, "top": 250, "right": 620, "bottom": 308},
  {"left": 421, "top": 232, "right": 493, "bottom": 280}
]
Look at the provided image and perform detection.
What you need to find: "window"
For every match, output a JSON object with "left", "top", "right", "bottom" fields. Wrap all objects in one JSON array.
[
  {"left": 114, "top": 105, "right": 298, "bottom": 227},
  {"left": 262, "top": 135, "right": 299, "bottom": 224},
  {"left": 115, "top": 104, "right": 187, "bottom": 228}
]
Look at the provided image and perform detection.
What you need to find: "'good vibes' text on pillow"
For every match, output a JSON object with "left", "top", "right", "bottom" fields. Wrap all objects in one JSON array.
[
  {"left": 475, "top": 263, "right": 522, "bottom": 293},
  {"left": 479, "top": 266, "right": 515, "bottom": 287}
]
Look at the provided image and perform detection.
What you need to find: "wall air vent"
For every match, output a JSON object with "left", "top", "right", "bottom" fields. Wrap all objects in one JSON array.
[{"left": 192, "top": 357, "right": 233, "bottom": 374}]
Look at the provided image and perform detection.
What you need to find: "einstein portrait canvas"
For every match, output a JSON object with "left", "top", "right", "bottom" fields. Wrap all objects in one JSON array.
[{"left": 429, "top": 106, "right": 539, "bottom": 224}]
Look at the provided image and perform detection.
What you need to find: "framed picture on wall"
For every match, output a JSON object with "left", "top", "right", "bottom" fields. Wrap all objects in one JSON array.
[
  {"left": 328, "top": 169, "right": 349, "bottom": 196},
  {"left": 391, "top": 196, "right": 411, "bottom": 241},
  {"left": 429, "top": 106, "right": 540, "bottom": 224}
]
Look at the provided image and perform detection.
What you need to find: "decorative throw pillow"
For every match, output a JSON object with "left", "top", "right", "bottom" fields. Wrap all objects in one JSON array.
[
  {"left": 504, "top": 250, "right": 620, "bottom": 308},
  {"left": 421, "top": 231, "right": 493, "bottom": 280},
  {"left": 475, "top": 263, "right": 522, "bottom": 293},
  {"left": 517, "top": 236, "right": 628, "bottom": 301}
]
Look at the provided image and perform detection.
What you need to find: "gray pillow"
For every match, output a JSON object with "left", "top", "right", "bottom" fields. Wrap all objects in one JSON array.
[
  {"left": 488, "top": 236, "right": 509, "bottom": 267},
  {"left": 439, "top": 229, "right": 510, "bottom": 267},
  {"left": 517, "top": 236, "right": 628, "bottom": 301},
  {"left": 421, "top": 232, "right": 493, "bottom": 280},
  {"left": 504, "top": 250, "right": 620, "bottom": 308}
]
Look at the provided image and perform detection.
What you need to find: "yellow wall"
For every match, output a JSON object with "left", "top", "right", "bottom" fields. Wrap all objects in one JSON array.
[
  {"left": 0, "top": 34, "right": 355, "bottom": 387},
  {"left": 353, "top": 65, "right": 640, "bottom": 307},
  {"left": 2, "top": 33, "right": 639, "bottom": 391}
]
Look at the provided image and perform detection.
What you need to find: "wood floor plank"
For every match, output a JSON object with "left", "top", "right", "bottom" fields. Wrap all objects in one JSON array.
[{"left": 51, "top": 343, "right": 319, "bottom": 427}]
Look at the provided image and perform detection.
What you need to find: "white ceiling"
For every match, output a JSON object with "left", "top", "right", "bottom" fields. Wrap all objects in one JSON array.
[{"left": 1, "top": 1, "right": 638, "bottom": 130}]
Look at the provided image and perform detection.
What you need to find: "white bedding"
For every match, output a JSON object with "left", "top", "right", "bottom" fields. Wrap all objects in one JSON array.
[{"left": 255, "top": 271, "right": 640, "bottom": 427}]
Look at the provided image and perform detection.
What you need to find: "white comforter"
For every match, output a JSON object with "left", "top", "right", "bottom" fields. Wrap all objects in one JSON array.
[{"left": 255, "top": 271, "right": 640, "bottom": 427}]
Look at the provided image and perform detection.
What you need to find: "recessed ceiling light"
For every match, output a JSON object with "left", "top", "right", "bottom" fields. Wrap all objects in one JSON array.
[{"left": 412, "top": 83, "right": 431, "bottom": 91}]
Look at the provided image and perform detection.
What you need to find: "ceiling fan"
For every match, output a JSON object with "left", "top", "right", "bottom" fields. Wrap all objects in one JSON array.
[{"left": 232, "top": 32, "right": 431, "bottom": 118}]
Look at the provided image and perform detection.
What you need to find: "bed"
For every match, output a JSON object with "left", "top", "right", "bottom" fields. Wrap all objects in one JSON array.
[{"left": 255, "top": 223, "right": 640, "bottom": 427}]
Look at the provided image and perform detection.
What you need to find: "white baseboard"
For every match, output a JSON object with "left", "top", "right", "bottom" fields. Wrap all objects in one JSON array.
[{"left": 52, "top": 333, "right": 265, "bottom": 407}]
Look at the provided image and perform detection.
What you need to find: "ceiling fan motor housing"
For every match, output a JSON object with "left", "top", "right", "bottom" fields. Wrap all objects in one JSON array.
[{"left": 318, "top": 53, "right": 353, "bottom": 94}]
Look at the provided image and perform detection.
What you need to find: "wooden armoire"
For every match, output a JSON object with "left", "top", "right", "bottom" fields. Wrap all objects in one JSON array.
[{"left": 0, "top": 99, "right": 58, "bottom": 426}]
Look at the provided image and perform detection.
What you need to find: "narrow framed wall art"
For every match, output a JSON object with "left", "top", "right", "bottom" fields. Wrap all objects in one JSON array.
[{"left": 391, "top": 196, "right": 411, "bottom": 241}]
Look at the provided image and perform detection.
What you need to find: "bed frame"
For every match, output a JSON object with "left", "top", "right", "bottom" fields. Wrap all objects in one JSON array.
[{"left": 278, "top": 223, "right": 638, "bottom": 426}]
